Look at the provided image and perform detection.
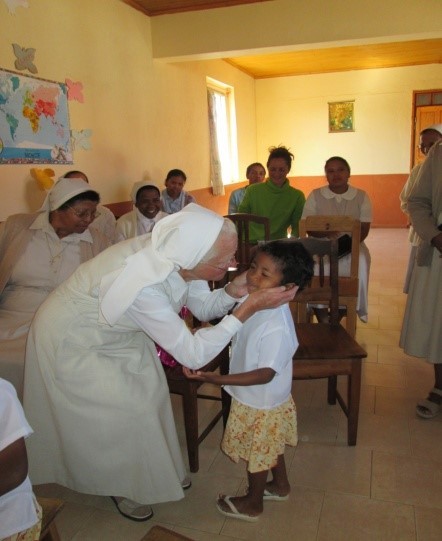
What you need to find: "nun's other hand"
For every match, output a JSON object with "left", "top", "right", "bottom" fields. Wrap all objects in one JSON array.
[{"left": 232, "top": 285, "right": 299, "bottom": 323}]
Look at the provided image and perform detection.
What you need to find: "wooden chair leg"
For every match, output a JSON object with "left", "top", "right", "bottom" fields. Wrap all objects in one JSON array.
[
  {"left": 181, "top": 384, "right": 199, "bottom": 472},
  {"left": 327, "top": 375, "right": 338, "bottom": 404},
  {"left": 347, "top": 360, "right": 362, "bottom": 445}
]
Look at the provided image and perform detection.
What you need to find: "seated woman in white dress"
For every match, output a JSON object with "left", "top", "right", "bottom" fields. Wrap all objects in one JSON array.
[
  {"left": 301, "top": 156, "right": 372, "bottom": 322},
  {"left": 115, "top": 181, "right": 168, "bottom": 242},
  {"left": 0, "top": 177, "right": 111, "bottom": 399}
]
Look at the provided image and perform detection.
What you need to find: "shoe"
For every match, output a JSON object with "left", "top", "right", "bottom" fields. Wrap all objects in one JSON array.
[
  {"left": 216, "top": 495, "right": 259, "bottom": 522},
  {"left": 263, "top": 488, "right": 289, "bottom": 501},
  {"left": 416, "top": 388, "right": 442, "bottom": 419},
  {"left": 110, "top": 496, "right": 153, "bottom": 522},
  {"left": 182, "top": 476, "right": 192, "bottom": 490}
]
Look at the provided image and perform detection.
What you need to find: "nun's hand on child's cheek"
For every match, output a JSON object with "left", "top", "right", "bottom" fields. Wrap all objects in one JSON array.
[
  {"left": 248, "top": 285, "right": 298, "bottom": 310},
  {"left": 225, "top": 271, "right": 248, "bottom": 298}
]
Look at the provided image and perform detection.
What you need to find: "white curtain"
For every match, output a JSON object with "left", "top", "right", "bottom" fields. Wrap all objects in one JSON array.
[{"left": 207, "top": 88, "right": 225, "bottom": 196}]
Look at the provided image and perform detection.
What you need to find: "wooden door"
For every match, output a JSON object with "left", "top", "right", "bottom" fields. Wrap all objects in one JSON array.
[{"left": 413, "top": 105, "right": 442, "bottom": 166}]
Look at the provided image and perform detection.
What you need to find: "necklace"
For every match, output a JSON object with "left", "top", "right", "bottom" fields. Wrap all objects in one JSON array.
[{"left": 45, "top": 232, "right": 70, "bottom": 266}]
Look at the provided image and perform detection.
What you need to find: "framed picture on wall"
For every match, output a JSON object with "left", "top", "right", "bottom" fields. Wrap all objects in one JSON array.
[
  {"left": 328, "top": 100, "right": 355, "bottom": 133},
  {"left": 0, "top": 68, "right": 73, "bottom": 164}
]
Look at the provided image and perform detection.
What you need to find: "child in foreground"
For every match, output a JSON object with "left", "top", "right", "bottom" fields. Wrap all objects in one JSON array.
[
  {"left": 0, "top": 378, "right": 42, "bottom": 541},
  {"left": 184, "top": 241, "right": 313, "bottom": 522}
]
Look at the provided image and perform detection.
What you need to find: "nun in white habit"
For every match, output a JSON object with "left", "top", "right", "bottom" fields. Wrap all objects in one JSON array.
[
  {"left": 23, "top": 204, "right": 296, "bottom": 521},
  {"left": 0, "top": 177, "right": 109, "bottom": 399}
]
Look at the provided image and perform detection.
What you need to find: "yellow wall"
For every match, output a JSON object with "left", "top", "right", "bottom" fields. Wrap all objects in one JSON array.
[
  {"left": 150, "top": 0, "right": 442, "bottom": 59},
  {"left": 1, "top": 0, "right": 441, "bottom": 223},
  {"left": 255, "top": 64, "right": 442, "bottom": 175},
  {"left": 0, "top": 0, "right": 256, "bottom": 220}
]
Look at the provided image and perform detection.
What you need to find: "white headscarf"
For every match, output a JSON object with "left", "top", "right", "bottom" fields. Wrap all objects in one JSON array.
[
  {"left": 425, "top": 123, "right": 442, "bottom": 136},
  {"left": 130, "top": 181, "right": 160, "bottom": 203},
  {"left": 99, "top": 203, "right": 225, "bottom": 325},
  {"left": 40, "top": 176, "right": 93, "bottom": 211}
]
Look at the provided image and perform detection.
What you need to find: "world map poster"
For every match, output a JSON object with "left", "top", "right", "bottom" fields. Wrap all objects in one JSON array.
[{"left": 0, "top": 68, "right": 73, "bottom": 164}]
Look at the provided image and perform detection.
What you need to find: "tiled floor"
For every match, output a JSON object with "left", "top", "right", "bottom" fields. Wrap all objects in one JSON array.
[{"left": 34, "top": 228, "right": 442, "bottom": 540}]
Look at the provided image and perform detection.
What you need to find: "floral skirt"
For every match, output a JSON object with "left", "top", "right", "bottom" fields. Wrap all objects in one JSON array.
[{"left": 221, "top": 396, "right": 297, "bottom": 473}]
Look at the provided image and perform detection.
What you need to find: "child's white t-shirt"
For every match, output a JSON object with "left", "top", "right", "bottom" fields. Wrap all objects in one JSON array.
[
  {"left": 0, "top": 378, "right": 39, "bottom": 538},
  {"left": 224, "top": 302, "right": 298, "bottom": 409}
]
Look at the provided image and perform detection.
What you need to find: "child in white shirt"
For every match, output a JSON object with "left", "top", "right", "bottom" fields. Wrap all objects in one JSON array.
[
  {"left": 184, "top": 240, "right": 313, "bottom": 521},
  {"left": 0, "top": 378, "right": 41, "bottom": 541}
]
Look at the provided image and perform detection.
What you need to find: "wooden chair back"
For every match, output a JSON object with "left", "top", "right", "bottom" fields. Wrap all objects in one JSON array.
[
  {"left": 299, "top": 215, "right": 361, "bottom": 336},
  {"left": 224, "top": 213, "right": 270, "bottom": 273},
  {"left": 290, "top": 235, "right": 367, "bottom": 445},
  {"left": 293, "top": 236, "right": 340, "bottom": 325}
]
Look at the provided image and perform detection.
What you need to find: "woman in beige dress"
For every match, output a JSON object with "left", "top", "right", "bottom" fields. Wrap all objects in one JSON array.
[{"left": 0, "top": 177, "right": 110, "bottom": 398}]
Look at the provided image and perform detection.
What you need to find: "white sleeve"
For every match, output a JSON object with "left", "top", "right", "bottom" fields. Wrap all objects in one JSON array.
[
  {"left": 360, "top": 192, "right": 372, "bottom": 222},
  {"left": 0, "top": 379, "right": 33, "bottom": 452},
  {"left": 126, "top": 285, "right": 242, "bottom": 369}
]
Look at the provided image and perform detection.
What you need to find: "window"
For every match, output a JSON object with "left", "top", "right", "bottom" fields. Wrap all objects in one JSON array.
[{"left": 206, "top": 78, "right": 238, "bottom": 195}]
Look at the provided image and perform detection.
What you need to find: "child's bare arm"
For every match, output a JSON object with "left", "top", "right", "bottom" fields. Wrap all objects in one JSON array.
[
  {"left": 183, "top": 366, "right": 275, "bottom": 386},
  {"left": 0, "top": 437, "right": 28, "bottom": 497}
]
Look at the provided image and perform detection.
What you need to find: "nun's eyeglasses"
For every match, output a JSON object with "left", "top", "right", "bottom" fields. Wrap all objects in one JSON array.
[{"left": 67, "top": 206, "right": 100, "bottom": 220}]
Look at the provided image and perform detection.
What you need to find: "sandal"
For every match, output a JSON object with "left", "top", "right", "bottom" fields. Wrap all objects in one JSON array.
[
  {"left": 216, "top": 494, "right": 259, "bottom": 522},
  {"left": 416, "top": 388, "right": 442, "bottom": 419},
  {"left": 110, "top": 496, "right": 153, "bottom": 522}
]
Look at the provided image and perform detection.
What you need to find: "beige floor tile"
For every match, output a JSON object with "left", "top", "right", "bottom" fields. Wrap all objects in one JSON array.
[
  {"left": 174, "top": 525, "right": 244, "bottom": 540},
  {"left": 378, "top": 314, "right": 403, "bottom": 330},
  {"left": 152, "top": 473, "right": 242, "bottom": 534},
  {"left": 358, "top": 342, "right": 378, "bottom": 363},
  {"left": 362, "top": 362, "right": 407, "bottom": 389},
  {"left": 356, "top": 328, "right": 401, "bottom": 348},
  {"left": 289, "top": 443, "right": 372, "bottom": 496},
  {"left": 219, "top": 485, "right": 324, "bottom": 541},
  {"left": 339, "top": 412, "right": 411, "bottom": 454},
  {"left": 415, "top": 506, "right": 442, "bottom": 541},
  {"left": 375, "top": 387, "right": 425, "bottom": 418},
  {"left": 404, "top": 362, "right": 436, "bottom": 393},
  {"left": 377, "top": 344, "right": 417, "bottom": 366},
  {"left": 317, "top": 492, "right": 415, "bottom": 541},
  {"left": 361, "top": 315, "right": 379, "bottom": 329},
  {"left": 410, "top": 418, "right": 442, "bottom": 461},
  {"left": 68, "top": 507, "right": 155, "bottom": 541},
  {"left": 372, "top": 451, "right": 442, "bottom": 508},
  {"left": 296, "top": 407, "right": 341, "bottom": 444}
]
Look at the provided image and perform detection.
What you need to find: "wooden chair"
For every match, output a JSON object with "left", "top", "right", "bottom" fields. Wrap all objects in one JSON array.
[
  {"left": 299, "top": 215, "right": 360, "bottom": 337},
  {"left": 163, "top": 344, "right": 230, "bottom": 473},
  {"left": 224, "top": 213, "right": 270, "bottom": 274},
  {"left": 291, "top": 235, "right": 367, "bottom": 445},
  {"left": 38, "top": 497, "right": 64, "bottom": 541}
]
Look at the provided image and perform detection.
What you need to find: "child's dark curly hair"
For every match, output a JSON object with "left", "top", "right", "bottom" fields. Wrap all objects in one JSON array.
[{"left": 254, "top": 240, "right": 314, "bottom": 290}]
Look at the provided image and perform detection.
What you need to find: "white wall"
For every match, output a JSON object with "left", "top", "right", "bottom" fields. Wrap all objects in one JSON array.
[{"left": 255, "top": 64, "right": 442, "bottom": 175}]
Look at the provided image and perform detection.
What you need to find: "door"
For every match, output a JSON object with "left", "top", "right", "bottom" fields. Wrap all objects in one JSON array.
[{"left": 413, "top": 104, "right": 442, "bottom": 167}]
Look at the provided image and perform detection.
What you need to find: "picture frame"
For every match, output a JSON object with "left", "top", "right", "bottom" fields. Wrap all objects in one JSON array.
[{"left": 328, "top": 100, "right": 355, "bottom": 133}]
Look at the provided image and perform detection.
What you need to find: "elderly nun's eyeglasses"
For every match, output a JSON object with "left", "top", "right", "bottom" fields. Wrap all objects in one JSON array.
[{"left": 67, "top": 206, "right": 100, "bottom": 220}]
